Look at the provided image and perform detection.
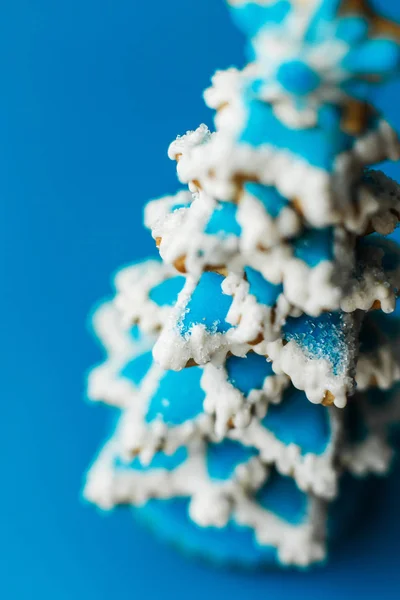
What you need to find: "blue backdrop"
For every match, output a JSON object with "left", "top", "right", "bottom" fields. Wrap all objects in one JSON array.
[{"left": 2, "top": 1, "right": 400, "bottom": 598}]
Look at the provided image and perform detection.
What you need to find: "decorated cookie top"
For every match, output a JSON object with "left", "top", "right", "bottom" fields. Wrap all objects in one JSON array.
[
  {"left": 227, "top": 1, "right": 400, "bottom": 112},
  {"left": 84, "top": 422, "right": 327, "bottom": 567}
]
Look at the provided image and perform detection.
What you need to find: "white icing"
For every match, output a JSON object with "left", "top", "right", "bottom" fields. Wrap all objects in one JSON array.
[
  {"left": 88, "top": 301, "right": 153, "bottom": 408},
  {"left": 201, "top": 357, "right": 289, "bottom": 438},
  {"left": 84, "top": 425, "right": 328, "bottom": 567},
  {"left": 148, "top": 192, "right": 241, "bottom": 275},
  {"left": 230, "top": 406, "right": 342, "bottom": 499},
  {"left": 114, "top": 260, "right": 179, "bottom": 333}
]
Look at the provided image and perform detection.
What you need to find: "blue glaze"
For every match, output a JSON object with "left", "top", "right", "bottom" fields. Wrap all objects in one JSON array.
[
  {"left": 257, "top": 470, "right": 307, "bottom": 526},
  {"left": 342, "top": 40, "right": 400, "bottom": 78},
  {"left": 228, "top": 1, "right": 291, "bottom": 38},
  {"left": 305, "top": 0, "right": 341, "bottom": 43},
  {"left": 240, "top": 94, "right": 356, "bottom": 172},
  {"left": 283, "top": 312, "right": 349, "bottom": 376},
  {"left": 149, "top": 276, "right": 186, "bottom": 307},
  {"left": 205, "top": 202, "right": 242, "bottom": 237},
  {"left": 262, "top": 386, "right": 331, "bottom": 456},
  {"left": 170, "top": 202, "right": 191, "bottom": 211},
  {"left": 115, "top": 447, "right": 188, "bottom": 472},
  {"left": 277, "top": 60, "right": 321, "bottom": 96},
  {"left": 244, "top": 181, "right": 289, "bottom": 219},
  {"left": 226, "top": 353, "right": 274, "bottom": 397},
  {"left": 129, "top": 323, "right": 142, "bottom": 342},
  {"left": 206, "top": 439, "right": 258, "bottom": 481},
  {"left": 179, "top": 272, "right": 233, "bottom": 336},
  {"left": 292, "top": 227, "right": 334, "bottom": 268},
  {"left": 134, "top": 497, "right": 279, "bottom": 567},
  {"left": 145, "top": 367, "right": 205, "bottom": 425},
  {"left": 335, "top": 16, "right": 369, "bottom": 45},
  {"left": 245, "top": 266, "right": 283, "bottom": 306},
  {"left": 120, "top": 350, "right": 153, "bottom": 387}
]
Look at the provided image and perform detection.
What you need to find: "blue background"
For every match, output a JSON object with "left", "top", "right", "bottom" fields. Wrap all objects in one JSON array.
[{"left": 2, "top": 0, "right": 400, "bottom": 598}]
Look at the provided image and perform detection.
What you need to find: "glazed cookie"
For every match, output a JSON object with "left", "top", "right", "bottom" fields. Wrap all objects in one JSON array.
[
  {"left": 265, "top": 311, "right": 362, "bottom": 408},
  {"left": 84, "top": 424, "right": 328, "bottom": 568},
  {"left": 85, "top": 0, "right": 400, "bottom": 569},
  {"left": 87, "top": 301, "right": 154, "bottom": 409},
  {"left": 114, "top": 260, "right": 186, "bottom": 333},
  {"left": 230, "top": 385, "right": 343, "bottom": 499}
]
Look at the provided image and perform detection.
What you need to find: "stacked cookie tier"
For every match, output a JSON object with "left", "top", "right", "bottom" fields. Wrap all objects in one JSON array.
[{"left": 85, "top": 0, "right": 400, "bottom": 568}]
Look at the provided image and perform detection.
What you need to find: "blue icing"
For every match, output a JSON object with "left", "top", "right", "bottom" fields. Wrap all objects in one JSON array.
[
  {"left": 277, "top": 60, "right": 321, "bottom": 96},
  {"left": 145, "top": 367, "right": 205, "bottom": 425},
  {"left": 283, "top": 312, "right": 349, "bottom": 376},
  {"left": 205, "top": 202, "right": 242, "bottom": 237},
  {"left": 342, "top": 40, "right": 400, "bottom": 78},
  {"left": 256, "top": 470, "right": 308, "bottom": 526},
  {"left": 179, "top": 272, "right": 233, "bottom": 336},
  {"left": 335, "top": 16, "right": 369, "bottom": 44},
  {"left": 129, "top": 323, "right": 142, "bottom": 342},
  {"left": 226, "top": 353, "right": 274, "bottom": 397},
  {"left": 305, "top": 0, "right": 341, "bottom": 43},
  {"left": 228, "top": 1, "right": 291, "bottom": 37},
  {"left": 245, "top": 266, "right": 283, "bottom": 306},
  {"left": 149, "top": 276, "right": 186, "bottom": 307},
  {"left": 262, "top": 386, "right": 331, "bottom": 456},
  {"left": 206, "top": 439, "right": 258, "bottom": 481},
  {"left": 134, "top": 497, "right": 279, "bottom": 567},
  {"left": 115, "top": 447, "right": 188, "bottom": 473},
  {"left": 292, "top": 227, "right": 335, "bottom": 268},
  {"left": 244, "top": 181, "right": 289, "bottom": 219},
  {"left": 240, "top": 94, "right": 355, "bottom": 171},
  {"left": 170, "top": 202, "right": 190, "bottom": 211},
  {"left": 120, "top": 351, "right": 153, "bottom": 387}
]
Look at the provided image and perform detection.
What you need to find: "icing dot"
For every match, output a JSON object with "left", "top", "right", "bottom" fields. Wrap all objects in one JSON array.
[
  {"left": 276, "top": 60, "right": 321, "bottom": 96},
  {"left": 335, "top": 16, "right": 368, "bottom": 44}
]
